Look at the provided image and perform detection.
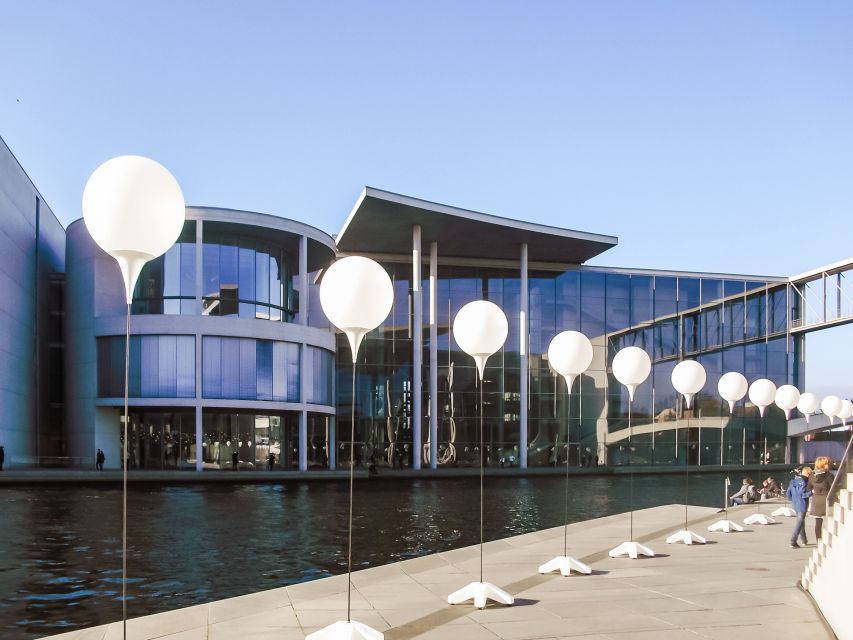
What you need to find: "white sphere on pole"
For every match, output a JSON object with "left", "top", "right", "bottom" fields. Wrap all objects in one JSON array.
[
  {"left": 718, "top": 371, "right": 748, "bottom": 413},
  {"left": 821, "top": 395, "right": 843, "bottom": 425},
  {"left": 319, "top": 256, "right": 394, "bottom": 362},
  {"left": 840, "top": 399, "right": 853, "bottom": 424},
  {"left": 547, "top": 331, "right": 593, "bottom": 393},
  {"left": 748, "top": 379, "right": 777, "bottom": 418},
  {"left": 612, "top": 346, "right": 651, "bottom": 402},
  {"left": 797, "top": 392, "right": 820, "bottom": 423},
  {"left": 671, "top": 360, "right": 706, "bottom": 409},
  {"left": 774, "top": 385, "right": 801, "bottom": 420},
  {"left": 453, "top": 300, "right": 508, "bottom": 380},
  {"left": 82, "top": 155, "right": 186, "bottom": 303}
]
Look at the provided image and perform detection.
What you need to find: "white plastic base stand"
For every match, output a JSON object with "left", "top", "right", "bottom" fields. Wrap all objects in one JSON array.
[
  {"left": 743, "top": 513, "right": 776, "bottom": 525},
  {"left": 771, "top": 506, "right": 796, "bottom": 517},
  {"left": 447, "top": 582, "right": 514, "bottom": 609},
  {"left": 608, "top": 541, "right": 655, "bottom": 559},
  {"left": 538, "top": 555, "right": 592, "bottom": 576},
  {"left": 306, "top": 620, "right": 384, "bottom": 640},
  {"left": 666, "top": 530, "right": 707, "bottom": 545},
  {"left": 707, "top": 519, "right": 744, "bottom": 533}
]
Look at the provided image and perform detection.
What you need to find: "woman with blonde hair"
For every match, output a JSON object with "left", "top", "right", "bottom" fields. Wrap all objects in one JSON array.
[{"left": 808, "top": 456, "right": 834, "bottom": 542}]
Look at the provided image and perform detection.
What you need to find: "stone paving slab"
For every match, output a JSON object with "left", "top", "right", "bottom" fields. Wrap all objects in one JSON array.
[{"left": 42, "top": 503, "right": 830, "bottom": 640}]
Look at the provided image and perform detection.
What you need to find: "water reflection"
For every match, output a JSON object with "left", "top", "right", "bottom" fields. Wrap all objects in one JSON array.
[{"left": 0, "top": 474, "right": 730, "bottom": 639}]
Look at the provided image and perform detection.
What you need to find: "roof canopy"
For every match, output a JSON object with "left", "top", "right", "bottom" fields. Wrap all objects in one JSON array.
[{"left": 335, "top": 187, "right": 618, "bottom": 264}]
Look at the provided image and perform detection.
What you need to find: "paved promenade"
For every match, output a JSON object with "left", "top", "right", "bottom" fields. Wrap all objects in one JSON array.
[{"left": 43, "top": 503, "right": 829, "bottom": 640}]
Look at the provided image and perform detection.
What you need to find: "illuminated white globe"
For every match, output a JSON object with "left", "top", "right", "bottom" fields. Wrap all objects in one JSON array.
[
  {"left": 671, "top": 360, "right": 706, "bottom": 409},
  {"left": 718, "top": 372, "right": 748, "bottom": 413},
  {"left": 840, "top": 399, "right": 853, "bottom": 424},
  {"left": 453, "top": 301, "right": 508, "bottom": 380},
  {"left": 748, "top": 379, "right": 776, "bottom": 418},
  {"left": 821, "top": 395, "right": 843, "bottom": 425},
  {"left": 774, "top": 385, "right": 801, "bottom": 420},
  {"left": 612, "top": 346, "right": 651, "bottom": 401},
  {"left": 82, "top": 155, "right": 185, "bottom": 302},
  {"left": 797, "top": 392, "right": 819, "bottom": 422},
  {"left": 547, "top": 331, "right": 593, "bottom": 392},
  {"left": 319, "top": 256, "right": 394, "bottom": 362}
]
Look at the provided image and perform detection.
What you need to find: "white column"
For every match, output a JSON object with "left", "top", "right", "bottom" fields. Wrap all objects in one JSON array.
[
  {"left": 329, "top": 416, "right": 336, "bottom": 470},
  {"left": 299, "top": 410, "right": 308, "bottom": 471},
  {"left": 195, "top": 405, "right": 203, "bottom": 472},
  {"left": 195, "top": 219, "right": 204, "bottom": 471},
  {"left": 520, "top": 243, "right": 529, "bottom": 468},
  {"left": 429, "top": 242, "right": 438, "bottom": 469},
  {"left": 299, "top": 235, "right": 308, "bottom": 325},
  {"left": 412, "top": 225, "right": 423, "bottom": 470}
]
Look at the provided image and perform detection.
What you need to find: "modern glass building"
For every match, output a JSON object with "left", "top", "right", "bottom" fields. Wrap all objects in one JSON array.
[
  {"left": 331, "top": 188, "right": 798, "bottom": 471},
  {"left": 65, "top": 207, "right": 338, "bottom": 470},
  {"left": 0, "top": 136, "right": 812, "bottom": 472}
]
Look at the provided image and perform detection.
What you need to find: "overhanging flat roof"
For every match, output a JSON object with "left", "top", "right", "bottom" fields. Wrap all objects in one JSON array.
[{"left": 335, "top": 187, "right": 618, "bottom": 263}]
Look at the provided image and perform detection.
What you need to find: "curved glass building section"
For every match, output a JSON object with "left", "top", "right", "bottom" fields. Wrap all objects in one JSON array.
[{"left": 65, "top": 207, "right": 338, "bottom": 471}]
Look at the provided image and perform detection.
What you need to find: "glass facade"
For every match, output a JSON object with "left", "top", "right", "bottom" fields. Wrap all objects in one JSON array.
[
  {"left": 122, "top": 410, "right": 196, "bottom": 469},
  {"left": 98, "top": 335, "right": 195, "bottom": 398},
  {"left": 202, "top": 231, "right": 296, "bottom": 322},
  {"left": 334, "top": 264, "right": 797, "bottom": 471},
  {"left": 202, "top": 336, "right": 302, "bottom": 402},
  {"left": 201, "top": 410, "right": 298, "bottom": 470},
  {"left": 132, "top": 222, "right": 197, "bottom": 315}
]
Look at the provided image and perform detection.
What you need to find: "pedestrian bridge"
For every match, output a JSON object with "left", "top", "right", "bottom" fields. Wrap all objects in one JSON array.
[{"left": 790, "top": 257, "right": 853, "bottom": 333}]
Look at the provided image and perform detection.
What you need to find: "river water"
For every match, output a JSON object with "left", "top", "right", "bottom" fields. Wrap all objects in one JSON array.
[{"left": 0, "top": 473, "right": 735, "bottom": 639}]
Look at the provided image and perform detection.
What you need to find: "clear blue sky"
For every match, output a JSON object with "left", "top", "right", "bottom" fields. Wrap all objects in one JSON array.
[{"left": 1, "top": 1, "right": 851, "bottom": 395}]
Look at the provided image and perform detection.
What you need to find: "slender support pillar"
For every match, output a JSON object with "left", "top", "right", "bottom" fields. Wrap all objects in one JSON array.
[
  {"left": 299, "top": 235, "right": 309, "bottom": 325},
  {"left": 519, "top": 243, "right": 529, "bottom": 468},
  {"left": 195, "top": 219, "right": 204, "bottom": 471},
  {"left": 412, "top": 226, "right": 423, "bottom": 470},
  {"left": 429, "top": 242, "right": 438, "bottom": 469},
  {"left": 299, "top": 410, "right": 308, "bottom": 471},
  {"left": 195, "top": 405, "right": 203, "bottom": 472},
  {"left": 328, "top": 416, "right": 336, "bottom": 470}
]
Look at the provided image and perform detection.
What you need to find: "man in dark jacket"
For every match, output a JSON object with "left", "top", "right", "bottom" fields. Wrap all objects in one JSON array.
[{"left": 785, "top": 467, "right": 812, "bottom": 548}]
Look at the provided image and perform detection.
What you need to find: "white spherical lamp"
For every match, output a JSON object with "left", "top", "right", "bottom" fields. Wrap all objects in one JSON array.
[
  {"left": 840, "top": 399, "right": 853, "bottom": 425},
  {"left": 821, "top": 395, "right": 843, "bottom": 425},
  {"left": 453, "top": 301, "right": 508, "bottom": 380},
  {"left": 547, "top": 331, "right": 593, "bottom": 393},
  {"left": 748, "top": 379, "right": 777, "bottom": 418},
  {"left": 612, "top": 346, "right": 651, "bottom": 401},
  {"left": 319, "top": 256, "right": 394, "bottom": 362},
  {"left": 718, "top": 372, "right": 748, "bottom": 414},
  {"left": 774, "top": 385, "right": 801, "bottom": 420},
  {"left": 82, "top": 155, "right": 186, "bottom": 303},
  {"left": 797, "top": 392, "right": 819, "bottom": 423},
  {"left": 671, "top": 360, "right": 706, "bottom": 409}
]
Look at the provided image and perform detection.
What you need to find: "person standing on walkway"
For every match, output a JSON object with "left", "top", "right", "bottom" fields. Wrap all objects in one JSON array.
[
  {"left": 807, "top": 456, "right": 834, "bottom": 542},
  {"left": 786, "top": 466, "right": 812, "bottom": 548},
  {"left": 0, "top": 445, "right": 5, "bottom": 471},
  {"left": 96, "top": 449, "right": 105, "bottom": 471}
]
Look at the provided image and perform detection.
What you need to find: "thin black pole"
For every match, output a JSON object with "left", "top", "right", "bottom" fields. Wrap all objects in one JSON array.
[
  {"left": 479, "top": 376, "right": 484, "bottom": 584},
  {"left": 122, "top": 303, "right": 130, "bottom": 640},
  {"left": 347, "top": 362, "right": 356, "bottom": 622}
]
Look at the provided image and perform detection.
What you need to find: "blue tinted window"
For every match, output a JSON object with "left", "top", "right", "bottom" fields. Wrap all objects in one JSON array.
[{"left": 97, "top": 335, "right": 195, "bottom": 398}]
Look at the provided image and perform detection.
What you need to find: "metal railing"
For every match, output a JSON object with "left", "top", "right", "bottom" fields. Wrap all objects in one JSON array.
[{"left": 827, "top": 431, "right": 853, "bottom": 509}]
